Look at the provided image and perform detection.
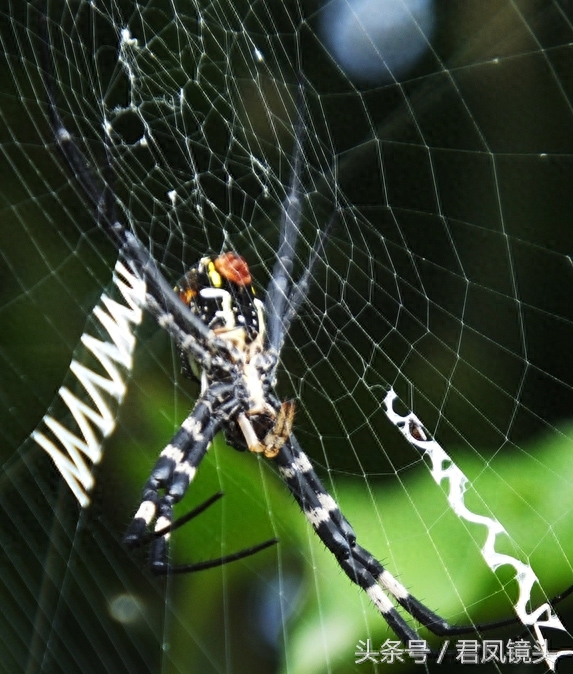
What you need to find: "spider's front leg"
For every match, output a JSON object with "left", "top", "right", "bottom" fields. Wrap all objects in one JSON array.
[{"left": 124, "top": 382, "right": 237, "bottom": 572}]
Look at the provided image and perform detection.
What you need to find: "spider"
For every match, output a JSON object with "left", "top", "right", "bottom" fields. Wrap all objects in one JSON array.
[{"left": 38, "top": 11, "right": 537, "bottom": 649}]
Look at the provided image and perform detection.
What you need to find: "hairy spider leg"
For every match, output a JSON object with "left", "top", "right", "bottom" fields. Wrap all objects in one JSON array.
[
  {"left": 274, "top": 435, "right": 527, "bottom": 646},
  {"left": 123, "top": 385, "right": 230, "bottom": 544},
  {"left": 125, "top": 383, "right": 277, "bottom": 573}
]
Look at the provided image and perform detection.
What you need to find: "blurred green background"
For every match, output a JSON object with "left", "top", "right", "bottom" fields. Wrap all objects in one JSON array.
[{"left": 1, "top": 1, "right": 573, "bottom": 673}]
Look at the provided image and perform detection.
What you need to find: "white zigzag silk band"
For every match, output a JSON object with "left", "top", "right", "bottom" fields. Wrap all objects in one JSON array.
[
  {"left": 383, "top": 388, "right": 573, "bottom": 670},
  {"left": 32, "top": 261, "right": 145, "bottom": 507}
]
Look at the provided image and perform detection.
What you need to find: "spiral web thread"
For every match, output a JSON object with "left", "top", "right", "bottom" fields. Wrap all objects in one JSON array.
[{"left": 2, "top": 2, "right": 573, "bottom": 673}]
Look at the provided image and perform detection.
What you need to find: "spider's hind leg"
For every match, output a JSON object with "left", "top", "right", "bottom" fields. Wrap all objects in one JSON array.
[
  {"left": 123, "top": 384, "right": 232, "bottom": 552},
  {"left": 124, "top": 383, "right": 278, "bottom": 574}
]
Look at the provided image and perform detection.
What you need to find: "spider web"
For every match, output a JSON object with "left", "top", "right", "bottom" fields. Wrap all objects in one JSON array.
[{"left": 2, "top": 1, "right": 573, "bottom": 673}]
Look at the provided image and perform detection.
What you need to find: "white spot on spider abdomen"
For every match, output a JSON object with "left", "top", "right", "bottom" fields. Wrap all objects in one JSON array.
[
  {"left": 200, "top": 287, "right": 235, "bottom": 329},
  {"left": 253, "top": 298, "right": 265, "bottom": 342}
]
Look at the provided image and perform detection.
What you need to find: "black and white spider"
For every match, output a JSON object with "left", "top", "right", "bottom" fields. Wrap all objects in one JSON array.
[{"left": 38, "top": 14, "right": 530, "bottom": 649}]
